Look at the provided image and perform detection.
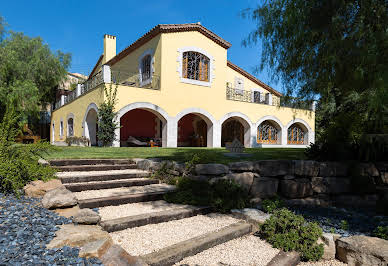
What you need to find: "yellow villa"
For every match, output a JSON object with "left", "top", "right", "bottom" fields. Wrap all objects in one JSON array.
[{"left": 51, "top": 23, "right": 315, "bottom": 148}]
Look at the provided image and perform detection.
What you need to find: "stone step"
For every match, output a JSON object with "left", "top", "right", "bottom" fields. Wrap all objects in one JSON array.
[
  {"left": 77, "top": 185, "right": 176, "bottom": 208},
  {"left": 141, "top": 222, "right": 253, "bottom": 266},
  {"left": 101, "top": 206, "right": 212, "bottom": 232},
  {"left": 59, "top": 169, "right": 150, "bottom": 184},
  {"left": 55, "top": 164, "right": 137, "bottom": 172},
  {"left": 49, "top": 159, "right": 136, "bottom": 166},
  {"left": 64, "top": 178, "right": 159, "bottom": 192}
]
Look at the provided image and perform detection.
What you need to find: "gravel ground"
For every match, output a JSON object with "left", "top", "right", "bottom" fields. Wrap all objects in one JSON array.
[
  {"left": 0, "top": 193, "right": 102, "bottom": 265},
  {"left": 175, "top": 235, "right": 279, "bottom": 266},
  {"left": 298, "top": 259, "right": 346, "bottom": 266},
  {"left": 99, "top": 200, "right": 189, "bottom": 221},
  {"left": 289, "top": 205, "right": 388, "bottom": 237},
  {"left": 56, "top": 169, "right": 149, "bottom": 178},
  {"left": 74, "top": 184, "right": 176, "bottom": 200},
  {"left": 110, "top": 213, "right": 240, "bottom": 256}
]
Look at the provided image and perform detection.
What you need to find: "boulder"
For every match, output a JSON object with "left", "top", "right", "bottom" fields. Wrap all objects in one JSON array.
[
  {"left": 280, "top": 178, "right": 313, "bottom": 198},
  {"left": 282, "top": 175, "right": 296, "bottom": 180},
  {"left": 136, "top": 159, "right": 162, "bottom": 171},
  {"left": 24, "top": 179, "right": 64, "bottom": 198},
  {"left": 38, "top": 158, "right": 50, "bottom": 166},
  {"left": 79, "top": 238, "right": 113, "bottom": 258},
  {"left": 312, "top": 177, "right": 351, "bottom": 194},
  {"left": 354, "top": 163, "right": 379, "bottom": 177},
  {"left": 187, "top": 175, "right": 210, "bottom": 182},
  {"left": 293, "top": 160, "right": 319, "bottom": 177},
  {"left": 228, "top": 161, "right": 254, "bottom": 172},
  {"left": 254, "top": 160, "right": 293, "bottom": 176},
  {"left": 46, "top": 224, "right": 110, "bottom": 249},
  {"left": 195, "top": 164, "right": 229, "bottom": 175},
  {"left": 319, "top": 162, "right": 348, "bottom": 177},
  {"left": 54, "top": 205, "right": 80, "bottom": 218},
  {"left": 231, "top": 208, "right": 271, "bottom": 225},
  {"left": 285, "top": 195, "right": 331, "bottom": 207},
  {"left": 336, "top": 235, "right": 388, "bottom": 266},
  {"left": 72, "top": 208, "right": 101, "bottom": 225},
  {"left": 317, "top": 233, "right": 340, "bottom": 260},
  {"left": 222, "top": 172, "right": 256, "bottom": 192},
  {"left": 250, "top": 177, "right": 279, "bottom": 198},
  {"left": 267, "top": 251, "right": 300, "bottom": 266},
  {"left": 42, "top": 186, "right": 77, "bottom": 209}
]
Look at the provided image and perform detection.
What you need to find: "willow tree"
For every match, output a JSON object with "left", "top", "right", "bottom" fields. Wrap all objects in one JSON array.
[{"left": 244, "top": 0, "right": 388, "bottom": 160}]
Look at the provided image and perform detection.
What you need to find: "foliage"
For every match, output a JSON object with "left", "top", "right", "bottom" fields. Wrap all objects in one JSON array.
[
  {"left": 184, "top": 151, "right": 219, "bottom": 173},
  {"left": 151, "top": 162, "right": 179, "bottom": 185},
  {"left": 340, "top": 220, "right": 349, "bottom": 231},
  {"left": 65, "top": 136, "right": 90, "bottom": 147},
  {"left": 0, "top": 110, "right": 56, "bottom": 195},
  {"left": 0, "top": 17, "right": 70, "bottom": 125},
  {"left": 97, "top": 83, "right": 119, "bottom": 146},
  {"left": 262, "top": 195, "right": 284, "bottom": 213},
  {"left": 243, "top": 0, "right": 388, "bottom": 161},
  {"left": 260, "top": 208, "right": 324, "bottom": 261},
  {"left": 373, "top": 226, "right": 388, "bottom": 240},
  {"left": 164, "top": 177, "right": 251, "bottom": 213}
]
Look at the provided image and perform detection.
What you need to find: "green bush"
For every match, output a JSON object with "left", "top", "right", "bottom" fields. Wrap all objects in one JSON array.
[
  {"left": 184, "top": 151, "right": 219, "bottom": 173},
  {"left": 262, "top": 195, "right": 284, "bottom": 213},
  {"left": 260, "top": 208, "right": 324, "bottom": 261},
  {"left": 164, "top": 177, "right": 251, "bottom": 213},
  {"left": 0, "top": 112, "right": 56, "bottom": 195},
  {"left": 373, "top": 226, "right": 388, "bottom": 240},
  {"left": 151, "top": 162, "right": 179, "bottom": 185}
]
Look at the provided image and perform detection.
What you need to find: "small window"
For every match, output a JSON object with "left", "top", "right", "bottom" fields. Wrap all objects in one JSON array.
[
  {"left": 287, "top": 124, "right": 305, "bottom": 144},
  {"left": 67, "top": 118, "right": 74, "bottom": 136},
  {"left": 182, "top": 51, "right": 209, "bottom": 82},
  {"left": 234, "top": 77, "right": 244, "bottom": 90},
  {"left": 60, "top": 120, "right": 64, "bottom": 137},
  {"left": 141, "top": 55, "right": 152, "bottom": 82}
]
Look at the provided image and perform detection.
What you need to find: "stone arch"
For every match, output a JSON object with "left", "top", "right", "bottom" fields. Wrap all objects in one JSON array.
[
  {"left": 175, "top": 108, "right": 217, "bottom": 147},
  {"left": 219, "top": 112, "right": 253, "bottom": 147},
  {"left": 285, "top": 118, "right": 312, "bottom": 145},
  {"left": 255, "top": 115, "right": 284, "bottom": 146},
  {"left": 114, "top": 102, "right": 170, "bottom": 147},
  {"left": 66, "top": 113, "right": 75, "bottom": 137}
]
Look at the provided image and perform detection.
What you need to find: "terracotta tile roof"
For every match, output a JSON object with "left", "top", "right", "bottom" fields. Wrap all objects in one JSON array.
[
  {"left": 227, "top": 61, "right": 282, "bottom": 97},
  {"left": 106, "top": 23, "right": 232, "bottom": 66},
  {"left": 88, "top": 54, "right": 103, "bottom": 80}
]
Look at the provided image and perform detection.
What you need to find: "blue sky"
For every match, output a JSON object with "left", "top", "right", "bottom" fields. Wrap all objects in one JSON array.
[{"left": 1, "top": 0, "right": 281, "bottom": 91}]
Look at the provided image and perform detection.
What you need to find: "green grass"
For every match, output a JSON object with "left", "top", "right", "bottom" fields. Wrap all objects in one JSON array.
[{"left": 45, "top": 146, "right": 306, "bottom": 164}]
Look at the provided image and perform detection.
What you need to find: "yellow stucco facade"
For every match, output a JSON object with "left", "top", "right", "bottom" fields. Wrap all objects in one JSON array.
[{"left": 51, "top": 23, "right": 315, "bottom": 148}]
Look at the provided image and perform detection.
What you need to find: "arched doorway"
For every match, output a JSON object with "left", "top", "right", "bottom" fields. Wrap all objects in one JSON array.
[
  {"left": 177, "top": 113, "right": 211, "bottom": 147},
  {"left": 120, "top": 108, "right": 165, "bottom": 147},
  {"left": 257, "top": 120, "right": 282, "bottom": 145},
  {"left": 287, "top": 123, "right": 308, "bottom": 145},
  {"left": 221, "top": 116, "right": 251, "bottom": 147},
  {"left": 85, "top": 109, "right": 98, "bottom": 146}
]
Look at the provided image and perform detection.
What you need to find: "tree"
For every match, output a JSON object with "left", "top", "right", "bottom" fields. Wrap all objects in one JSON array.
[
  {"left": 97, "top": 84, "right": 119, "bottom": 146},
  {"left": 0, "top": 15, "right": 71, "bottom": 125},
  {"left": 243, "top": 0, "right": 388, "bottom": 160}
]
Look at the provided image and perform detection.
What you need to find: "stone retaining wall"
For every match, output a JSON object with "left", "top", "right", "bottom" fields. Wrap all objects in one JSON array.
[{"left": 137, "top": 159, "right": 388, "bottom": 211}]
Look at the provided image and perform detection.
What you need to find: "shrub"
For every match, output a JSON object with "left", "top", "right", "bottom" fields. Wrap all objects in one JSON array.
[
  {"left": 262, "top": 195, "right": 284, "bottom": 213},
  {"left": 373, "top": 226, "right": 388, "bottom": 240},
  {"left": 260, "top": 208, "right": 324, "bottom": 261},
  {"left": 65, "top": 136, "right": 90, "bottom": 146},
  {"left": 184, "top": 151, "right": 219, "bottom": 173},
  {"left": 97, "top": 84, "right": 119, "bottom": 147},
  {"left": 151, "top": 162, "right": 179, "bottom": 185},
  {"left": 164, "top": 177, "right": 251, "bottom": 213}
]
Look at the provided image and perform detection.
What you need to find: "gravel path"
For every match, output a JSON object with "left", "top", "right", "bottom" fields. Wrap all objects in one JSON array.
[
  {"left": 56, "top": 169, "right": 149, "bottom": 178},
  {"left": 0, "top": 193, "right": 102, "bottom": 265},
  {"left": 299, "top": 259, "right": 346, "bottom": 266},
  {"left": 175, "top": 235, "right": 279, "bottom": 266},
  {"left": 110, "top": 213, "right": 240, "bottom": 256},
  {"left": 74, "top": 184, "right": 176, "bottom": 200},
  {"left": 99, "top": 200, "right": 190, "bottom": 221}
]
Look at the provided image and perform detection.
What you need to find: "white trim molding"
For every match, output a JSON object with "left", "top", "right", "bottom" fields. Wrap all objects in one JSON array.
[
  {"left": 285, "top": 118, "right": 314, "bottom": 145},
  {"left": 82, "top": 103, "right": 99, "bottom": 137},
  {"left": 138, "top": 49, "right": 155, "bottom": 86},
  {"left": 254, "top": 115, "right": 284, "bottom": 147},
  {"left": 176, "top": 46, "right": 215, "bottom": 87}
]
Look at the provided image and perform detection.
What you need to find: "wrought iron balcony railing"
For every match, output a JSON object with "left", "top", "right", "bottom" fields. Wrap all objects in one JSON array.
[
  {"left": 112, "top": 71, "right": 160, "bottom": 90},
  {"left": 226, "top": 86, "right": 276, "bottom": 106}
]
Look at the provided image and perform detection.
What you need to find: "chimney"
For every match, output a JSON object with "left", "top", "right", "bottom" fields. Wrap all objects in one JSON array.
[{"left": 103, "top": 34, "right": 116, "bottom": 64}]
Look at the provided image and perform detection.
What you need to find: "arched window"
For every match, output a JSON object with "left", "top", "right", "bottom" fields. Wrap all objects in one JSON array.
[
  {"left": 67, "top": 118, "right": 74, "bottom": 136},
  {"left": 141, "top": 54, "right": 152, "bottom": 82},
  {"left": 257, "top": 121, "right": 279, "bottom": 144},
  {"left": 182, "top": 51, "right": 209, "bottom": 82},
  {"left": 288, "top": 124, "right": 305, "bottom": 144}
]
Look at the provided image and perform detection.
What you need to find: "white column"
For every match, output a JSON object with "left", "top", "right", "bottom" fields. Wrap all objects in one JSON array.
[
  {"left": 311, "top": 100, "right": 317, "bottom": 111},
  {"left": 250, "top": 123, "right": 258, "bottom": 148},
  {"left": 60, "top": 95, "right": 65, "bottom": 106},
  {"left": 76, "top": 84, "right": 82, "bottom": 97},
  {"left": 166, "top": 118, "right": 177, "bottom": 147},
  {"left": 112, "top": 119, "right": 120, "bottom": 147},
  {"left": 211, "top": 122, "right": 221, "bottom": 148},
  {"left": 102, "top": 65, "right": 111, "bottom": 83},
  {"left": 308, "top": 131, "right": 315, "bottom": 145},
  {"left": 281, "top": 126, "right": 288, "bottom": 146}
]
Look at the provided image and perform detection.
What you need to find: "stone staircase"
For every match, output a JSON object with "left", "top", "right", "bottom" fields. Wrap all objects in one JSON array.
[{"left": 51, "top": 159, "right": 258, "bottom": 266}]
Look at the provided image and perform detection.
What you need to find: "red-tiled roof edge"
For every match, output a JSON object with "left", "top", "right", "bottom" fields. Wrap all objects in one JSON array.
[
  {"left": 88, "top": 54, "right": 103, "bottom": 80},
  {"left": 227, "top": 61, "right": 282, "bottom": 97},
  {"left": 105, "top": 23, "right": 232, "bottom": 67}
]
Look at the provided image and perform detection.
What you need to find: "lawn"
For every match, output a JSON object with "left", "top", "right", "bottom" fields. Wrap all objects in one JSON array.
[{"left": 45, "top": 147, "right": 306, "bottom": 164}]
